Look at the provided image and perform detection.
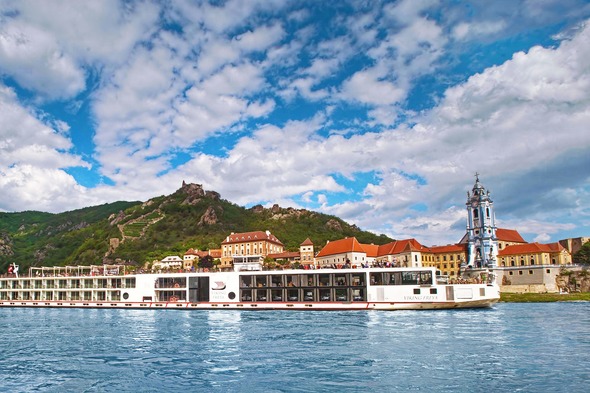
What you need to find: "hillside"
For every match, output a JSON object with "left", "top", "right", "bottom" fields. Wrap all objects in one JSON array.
[{"left": 0, "top": 182, "right": 392, "bottom": 271}]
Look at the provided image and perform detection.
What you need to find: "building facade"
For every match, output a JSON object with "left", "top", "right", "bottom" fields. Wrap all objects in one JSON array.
[
  {"left": 299, "top": 238, "right": 315, "bottom": 266},
  {"left": 220, "top": 230, "right": 284, "bottom": 270}
]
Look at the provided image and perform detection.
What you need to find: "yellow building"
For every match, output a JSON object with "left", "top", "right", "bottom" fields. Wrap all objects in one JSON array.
[
  {"left": 220, "top": 230, "right": 284, "bottom": 269},
  {"left": 426, "top": 244, "right": 466, "bottom": 277},
  {"left": 498, "top": 242, "right": 571, "bottom": 267}
]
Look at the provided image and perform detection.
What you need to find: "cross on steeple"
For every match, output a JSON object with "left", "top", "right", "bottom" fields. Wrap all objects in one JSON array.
[{"left": 474, "top": 172, "right": 480, "bottom": 182}]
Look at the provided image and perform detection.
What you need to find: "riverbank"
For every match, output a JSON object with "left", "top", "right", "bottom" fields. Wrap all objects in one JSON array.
[{"left": 501, "top": 292, "right": 590, "bottom": 302}]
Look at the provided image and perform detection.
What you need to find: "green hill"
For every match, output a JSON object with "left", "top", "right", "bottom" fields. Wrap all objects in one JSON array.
[{"left": 0, "top": 182, "right": 392, "bottom": 272}]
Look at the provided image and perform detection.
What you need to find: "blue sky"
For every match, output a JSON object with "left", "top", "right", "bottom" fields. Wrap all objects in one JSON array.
[{"left": 1, "top": 0, "right": 589, "bottom": 246}]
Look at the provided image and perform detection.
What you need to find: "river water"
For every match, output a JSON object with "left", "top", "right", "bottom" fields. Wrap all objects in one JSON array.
[{"left": 0, "top": 302, "right": 588, "bottom": 392}]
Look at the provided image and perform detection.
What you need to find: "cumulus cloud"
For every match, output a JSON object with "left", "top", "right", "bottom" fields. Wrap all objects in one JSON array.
[
  {"left": 0, "top": 1, "right": 589, "bottom": 247},
  {"left": 0, "top": 0, "right": 159, "bottom": 99}
]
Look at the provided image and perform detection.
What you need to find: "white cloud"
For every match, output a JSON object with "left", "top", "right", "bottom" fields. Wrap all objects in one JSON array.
[
  {"left": 0, "top": 84, "right": 89, "bottom": 169},
  {"left": 0, "top": 0, "right": 159, "bottom": 99},
  {"left": 0, "top": 165, "right": 89, "bottom": 213},
  {"left": 452, "top": 20, "right": 507, "bottom": 41},
  {"left": 0, "top": 21, "right": 85, "bottom": 98},
  {"left": 341, "top": 68, "right": 406, "bottom": 106}
]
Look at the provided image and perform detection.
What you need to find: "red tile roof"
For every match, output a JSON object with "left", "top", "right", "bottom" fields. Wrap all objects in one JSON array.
[
  {"left": 499, "top": 242, "right": 564, "bottom": 256},
  {"left": 316, "top": 237, "right": 427, "bottom": 258},
  {"left": 429, "top": 244, "right": 467, "bottom": 253},
  {"left": 496, "top": 228, "right": 526, "bottom": 243},
  {"left": 209, "top": 249, "right": 222, "bottom": 258},
  {"left": 377, "top": 239, "right": 427, "bottom": 255},
  {"left": 221, "top": 230, "right": 284, "bottom": 245},
  {"left": 315, "top": 237, "right": 366, "bottom": 257},
  {"left": 300, "top": 238, "right": 314, "bottom": 246},
  {"left": 363, "top": 243, "right": 379, "bottom": 258}
]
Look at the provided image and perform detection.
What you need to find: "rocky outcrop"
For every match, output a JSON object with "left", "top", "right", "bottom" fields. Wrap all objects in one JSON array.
[
  {"left": 180, "top": 182, "right": 207, "bottom": 205},
  {"left": 199, "top": 206, "right": 219, "bottom": 226},
  {"left": 34, "top": 244, "right": 55, "bottom": 263},
  {"left": 251, "top": 204, "right": 264, "bottom": 213},
  {"left": 556, "top": 269, "right": 590, "bottom": 293},
  {"left": 0, "top": 232, "right": 14, "bottom": 256},
  {"left": 325, "top": 219, "right": 343, "bottom": 232},
  {"left": 109, "top": 211, "right": 126, "bottom": 226}
]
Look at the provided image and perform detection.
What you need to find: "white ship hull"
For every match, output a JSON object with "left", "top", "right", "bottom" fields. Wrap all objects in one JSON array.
[{"left": 0, "top": 267, "right": 499, "bottom": 311}]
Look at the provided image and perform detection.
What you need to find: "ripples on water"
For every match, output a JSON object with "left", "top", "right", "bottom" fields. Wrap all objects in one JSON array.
[{"left": 0, "top": 303, "right": 589, "bottom": 392}]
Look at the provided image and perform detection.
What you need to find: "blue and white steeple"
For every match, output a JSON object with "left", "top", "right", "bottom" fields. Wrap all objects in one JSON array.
[{"left": 466, "top": 174, "right": 498, "bottom": 268}]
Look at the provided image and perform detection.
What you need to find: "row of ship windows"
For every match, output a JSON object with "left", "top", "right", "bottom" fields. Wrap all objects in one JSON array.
[
  {"left": 239, "top": 272, "right": 433, "bottom": 288},
  {"left": 0, "top": 290, "right": 129, "bottom": 301},
  {"left": 0, "top": 278, "right": 136, "bottom": 290}
]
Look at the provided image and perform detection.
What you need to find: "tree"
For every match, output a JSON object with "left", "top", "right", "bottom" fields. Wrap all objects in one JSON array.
[
  {"left": 198, "top": 255, "right": 214, "bottom": 270},
  {"left": 573, "top": 242, "right": 590, "bottom": 265}
]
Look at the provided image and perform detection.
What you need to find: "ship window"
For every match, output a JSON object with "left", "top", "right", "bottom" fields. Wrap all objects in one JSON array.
[
  {"left": 413, "top": 288, "right": 420, "bottom": 294},
  {"left": 335, "top": 289, "right": 347, "bottom": 301},
  {"left": 303, "top": 275, "right": 315, "bottom": 287},
  {"left": 286, "top": 275, "right": 299, "bottom": 287},
  {"left": 319, "top": 289, "right": 331, "bottom": 301},
  {"left": 271, "top": 290, "right": 282, "bottom": 301},
  {"left": 287, "top": 289, "right": 299, "bottom": 301},
  {"left": 370, "top": 273, "right": 383, "bottom": 285},
  {"left": 240, "top": 276, "right": 252, "bottom": 287},
  {"left": 318, "top": 274, "right": 331, "bottom": 287},
  {"left": 351, "top": 274, "right": 364, "bottom": 286},
  {"left": 402, "top": 272, "right": 419, "bottom": 285},
  {"left": 430, "top": 288, "right": 437, "bottom": 295},
  {"left": 254, "top": 275, "right": 268, "bottom": 287},
  {"left": 271, "top": 276, "right": 283, "bottom": 287},
  {"left": 256, "top": 289, "right": 268, "bottom": 301},
  {"left": 241, "top": 290, "right": 253, "bottom": 302}
]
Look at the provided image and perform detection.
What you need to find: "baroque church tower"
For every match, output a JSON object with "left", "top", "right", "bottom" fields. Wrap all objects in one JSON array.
[{"left": 466, "top": 174, "right": 498, "bottom": 268}]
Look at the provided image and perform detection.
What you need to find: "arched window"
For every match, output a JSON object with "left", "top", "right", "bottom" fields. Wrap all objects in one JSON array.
[
  {"left": 486, "top": 207, "right": 490, "bottom": 218},
  {"left": 520, "top": 259, "right": 525, "bottom": 266},
  {"left": 530, "top": 257, "right": 535, "bottom": 265},
  {"left": 473, "top": 209, "right": 479, "bottom": 218}
]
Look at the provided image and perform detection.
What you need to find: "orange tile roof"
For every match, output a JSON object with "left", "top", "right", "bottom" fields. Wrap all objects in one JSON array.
[
  {"left": 363, "top": 243, "right": 379, "bottom": 258},
  {"left": 499, "top": 242, "right": 564, "bottom": 256},
  {"left": 221, "top": 230, "right": 284, "bottom": 245},
  {"left": 209, "top": 249, "right": 222, "bottom": 258},
  {"left": 429, "top": 244, "right": 467, "bottom": 253},
  {"left": 315, "top": 237, "right": 366, "bottom": 257},
  {"left": 300, "top": 238, "right": 314, "bottom": 246},
  {"left": 496, "top": 228, "right": 526, "bottom": 243},
  {"left": 317, "top": 237, "right": 428, "bottom": 258},
  {"left": 377, "top": 239, "right": 427, "bottom": 255},
  {"left": 184, "top": 248, "right": 199, "bottom": 256}
]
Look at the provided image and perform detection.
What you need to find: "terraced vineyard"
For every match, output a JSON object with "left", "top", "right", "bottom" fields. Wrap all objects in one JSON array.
[{"left": 121, "top": 210, "right": 164, "bottom": 238}]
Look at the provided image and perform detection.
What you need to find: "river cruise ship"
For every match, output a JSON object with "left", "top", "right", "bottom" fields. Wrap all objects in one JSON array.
[{"left": 0, "top": 264, "right": 499, "bottom": 310}]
